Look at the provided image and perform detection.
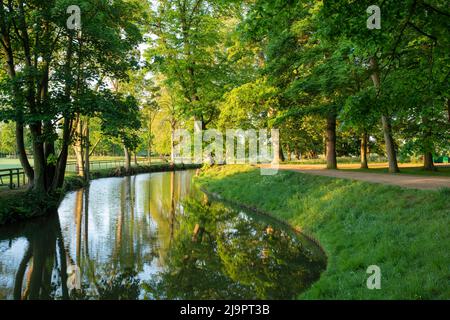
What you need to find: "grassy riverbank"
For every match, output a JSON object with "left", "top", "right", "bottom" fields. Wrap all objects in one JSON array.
[
  {"left": 0, "top": 163, "right": 200, "bottom": 225},
  {"left": 195, "top": 165, "right": 450, "bottom": 300}
]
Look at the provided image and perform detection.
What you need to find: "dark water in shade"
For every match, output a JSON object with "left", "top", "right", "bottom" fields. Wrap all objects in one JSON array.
[{"left": 0, "top": 171, "right": 326, "bottom": 300}]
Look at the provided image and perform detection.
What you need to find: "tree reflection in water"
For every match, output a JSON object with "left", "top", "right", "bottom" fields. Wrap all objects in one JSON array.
[
  {"left": 0, "top": 211, "right": 141, "bottom": 300},
  {"left": 143, "top": 199, "right": 326, "bottom": 300},
  {"left": 6, "top": 212, "right": 69, "bottom": 300}
]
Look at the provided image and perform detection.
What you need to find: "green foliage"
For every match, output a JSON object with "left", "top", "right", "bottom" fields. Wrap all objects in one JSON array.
[
  {"left": 218, "top": 78, "right": 278, "bottom": 130},
  {"left": 0, "top": 190, "right": 61, "bottom": 225},
  {"left": 99, "top": 92, "right": 142, "bottom": 151},
  {"left": 237, "top": 0, "right": 449, "bottom": 163},
  {"left": 0, "top": 122, "right": 16, "bottom": 155}
]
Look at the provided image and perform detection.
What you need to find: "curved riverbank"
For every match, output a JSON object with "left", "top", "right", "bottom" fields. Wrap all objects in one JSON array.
[
  {"left": 195, "top": 165, "right": 450, "bottom": 300},
  {"left": 0, "top": 163, "right": 201, "bottom": 226},
  {"left": 200, "top": 187, "right": 327, "bottom": 260}
]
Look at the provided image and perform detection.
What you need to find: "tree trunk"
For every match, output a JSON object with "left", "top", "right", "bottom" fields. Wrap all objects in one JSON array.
[
  {"left": 52, "top": 119, "right": 72, "bottom": 191},
  {"left": 276, "top": 144, "right": 285, "bottom": 163},
  {"left": 171, "top": 125, "right": 176, "bottom": 165},
  {"left": 286, "top": 145, "right": 292, "bottom": 161},
  {"left": 360, "top": 133, "right": 369, "bottom": 169},
  {"left": 148, "top": 119, "right": 152, "bottom": 165},
  {"left": 294, "top": 147, "right": 300, "bottom": 161},
  {"left": 422, "top": 112, "right": 436, "bottom": 171},
  {"left": 370, "top": 57, "right": 399, "bottom": 173},
  {"left": 29, "top": 124, "right": 47, "bottom": 195},
  {"left": 84, "top": 119, "right": 90, "bottom": 182},
  {"left": 124, "top": 146, "right": 131, "bottom": 172},
  {"left": 326, "top": 113, "right": 337, "bottom": 170},
  {"left": 52, "top": 33, "right": 74, "bottom": 191},
  {"left": 423, "top": 152, "right": 436, "bottom": 171},
  {"left": 73, "top": 117, "right": 85, "bottom": 177},
  {"left": 16, "top": 122, "right": 34, "bottom": 184},
  {"left": 43, "top": 122, "right": 56, "bottom": 190},
  {"left": 447, "top": 98, "right": 450, "bottom": 123},
  {"left": 381, "top": 115, "right": 399, "bottom": 173}
]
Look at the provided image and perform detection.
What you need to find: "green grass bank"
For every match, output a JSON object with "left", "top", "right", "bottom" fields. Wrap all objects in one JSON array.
[{"left": 195, "top": 165, "right": 450, "bottom": 300}]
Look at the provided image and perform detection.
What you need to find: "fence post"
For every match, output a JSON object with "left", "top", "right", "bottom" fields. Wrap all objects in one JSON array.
[
  {"left": 9, "top": 169, "right": 13, "bottom": 189},
  {"left": 17, "top": 169, "right": 20, "bottom": 188}
]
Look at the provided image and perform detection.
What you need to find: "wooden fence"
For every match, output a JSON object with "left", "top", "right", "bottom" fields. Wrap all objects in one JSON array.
[
  {"left": 0, "top": 168, "right": 28, "bottom": 190},
  {"left": 65, "top": 159, "right": 128, "bottom": 173}
]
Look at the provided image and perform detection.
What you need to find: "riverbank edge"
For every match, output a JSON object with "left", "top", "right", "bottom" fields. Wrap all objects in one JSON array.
[
  {"left": 0, "top": 163, "right": 202, "bottom": 226},
  {"left": 199, "top": 187, "right": 328, "bottom": 260},
  {"left": 194, "top": 165, "right": 450, "bottom": 300}
]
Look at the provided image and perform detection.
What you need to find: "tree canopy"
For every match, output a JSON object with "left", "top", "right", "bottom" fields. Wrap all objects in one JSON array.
[{"left": 0, "top": 0, "right": 449, "bottom": 195}]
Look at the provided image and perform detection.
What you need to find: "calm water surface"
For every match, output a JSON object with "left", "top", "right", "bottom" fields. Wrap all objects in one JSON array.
[{"left": 0, "top": 171, "right": 325, "bottom": 300}]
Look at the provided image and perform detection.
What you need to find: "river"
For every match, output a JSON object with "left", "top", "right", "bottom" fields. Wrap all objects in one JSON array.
[{"left": 0, "top": 170, "right": 325, "bottom": 300}]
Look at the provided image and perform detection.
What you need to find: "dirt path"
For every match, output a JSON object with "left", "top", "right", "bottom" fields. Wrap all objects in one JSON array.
[{"left": 271, "top": 165, "right": 450, "bottom": 190}]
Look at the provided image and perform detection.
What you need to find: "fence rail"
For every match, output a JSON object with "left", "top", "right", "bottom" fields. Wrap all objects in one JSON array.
[
  {"left": 65, "top": 159, "right": 128, "bottom": 173},
  {"left": 0, "top": 168, "right": 28, "bottom": 190}
]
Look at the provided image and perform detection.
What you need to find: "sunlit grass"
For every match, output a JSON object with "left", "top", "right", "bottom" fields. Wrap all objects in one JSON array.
[{"left": 196, "top": 165, "right": 450, "bottom": 300}]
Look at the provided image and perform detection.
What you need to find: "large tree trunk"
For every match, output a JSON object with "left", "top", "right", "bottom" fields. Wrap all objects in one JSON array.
[
  {"left": 360, "top": 133, "right": 369, "bottom": 169},
  {"left": 30, "top": 124, "right": 47, "bottom": 195},
  {"left": 380, "top": 115, "right": 399, "bottom": 173},
  {"left": 423, "top": 152, "right": 436, "bottom": 171},
  {"left": 326, "top": 113, "right": 337, "bottom": 170},
  {"left": 52, "top": 34, "right": 75, "bottom": 191},
  {"left": 43, "top": 122, "right": 56, "bottom": 190},
  {"left": 52, "top": 119, "right": 72, "bottom": 191},
  {"left": 370, "top": 57, "right": 399, "bottom": 173},
  {"left": 422, "top": 114, "right": 436, "bottom": 171},
  {"left": 16, "top": 122, "right": 34, "bottom": 184},
  {"left": 73, "top": 118, "right": 84, "bottom": 177}
]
